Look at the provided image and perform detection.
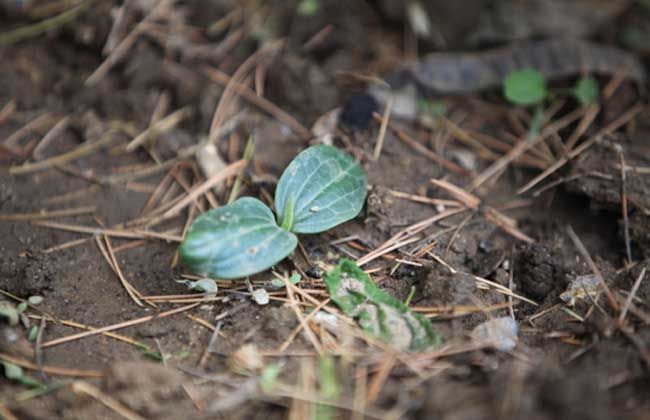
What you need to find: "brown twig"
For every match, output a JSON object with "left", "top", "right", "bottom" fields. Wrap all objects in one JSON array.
[
  {"left": 373, "top": 97, "right": 392, "bottom": 160},
  {"left": 468, "top": 107, "right": 586, "bottom": 191},
  {"left": 0, "top": 206, "right": 96, "bottom": 221},
  {"left": 163, "top": 159, "right": 245, "bottom": 218},
  {"left": 566, "top": 226, "right": 619, "bottom": 311},
  {"left": 72, "top": 381, "right": 147, "bottom": 420},
  {"left": 376, "top": 115, "right": 470, "bottom": 176},
  {"left": 10, "top": 128, "right": 122, "bottom": 175},
  {"left": 619, "top": 150, "right": 633, "bottom": 265},
  {"left": 202, "top": 65, "right": 312, "bottom": 141},
  {"left": 0, "top": 352, "right": 102, "bottom": 377},
  {"left": 619, "top": 267, "right": 646, "bottom": 325},
  {"left": 42, "top": 303, "right": 199, "bottom": 348}
]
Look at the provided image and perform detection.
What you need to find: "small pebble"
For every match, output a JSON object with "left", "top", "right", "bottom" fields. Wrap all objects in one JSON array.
[{"left": 471, "top": 317, "right": 518, "bottom": 352}]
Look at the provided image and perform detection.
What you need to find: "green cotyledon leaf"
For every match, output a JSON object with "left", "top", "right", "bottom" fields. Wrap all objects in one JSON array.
[
  {"left": 275, "top": 145, "right": 366, "bottom": 234},
  {"left": 324, "top": 259, "right": 443, "bottom": 352},
  {"left": 179, "top": 197, "right": 297, "bottom": 279},
  {"left": 503, "top": 69, "right": 547, "bottom": 106}
]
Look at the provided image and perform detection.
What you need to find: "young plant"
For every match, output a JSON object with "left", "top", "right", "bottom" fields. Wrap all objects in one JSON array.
[
  {"left": 179, "top": 145, "right": 366, "bottom": 279},
  {"left": 503, "top": 69, "right": 600, "bottom": 106},
  {"left": 503, "top": 69, "right": 600, "bottom": 139}
]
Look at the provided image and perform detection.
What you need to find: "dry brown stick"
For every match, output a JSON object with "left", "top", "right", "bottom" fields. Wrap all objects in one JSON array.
[
  {"left": 43, "top": 185, "right": 101, "bottom": 205},
  {"left": 619, "top": 150, "right": 633, "bottom": 265},
  {"left": 171, "top": 204, "right": 197, "bottom": 268},
  {"left": 0, "top": 404, "right": 18, "bottom": 420},
  {"left": 365, "top": 353, "right": 396, "bottom": 404},
  {"left": 565, "top": 104, "right": 599, "bottom": 151},
  {"left": 43, "top": 237, "right": 89, "bottom": 253},
  {"left": 468, "top": 107, "right": 586, "bottom": 191},
  {"left": 431, "top": 179, "right": 534, "bottom": 243},
  {"left": 202, "top": 65, "right": 312, "bottom": 141},
  {"left": 284, "top": 275, "right": 323, "bottom": 355},
  {"left": 96, "top": 235, "right": 145, "bottom": 307},
  {"left": 0, "top": 352, "right": 102, "bottom": 377},
  {"left": 3, "top": 112, "right": 52, "bottom": 147},
  {"left": 0, "top": 99, "right": 16, "bottom": 125},
  {"left": 140, "top": 166, "right": 175, "bottom": 215},
  {"left": 28, "top": 314, "right": 152, "bottom": 350},
  {"left": 32, "top": 115, "right": 71, "bottom": 160},
  {"left": 125, "top": 107, "right": 192, "bottom": 152},
  {"left": 444, "top": 118, "right": 501, "bottom": 161},
  {"left": 163, "top": 159, "right": 245, "bottom": 218},
  {"left": 388, "top": 190, "right": 461, "bottom": 208},
  {"left": 33, "top": 220, "right": 183, "bottom": 242},
  {"left": 0, "top": 206, "right": 96, "bottom": 221},
  {"left": 278, "top": 298, "right": 331, "bottom": 352},
  {"left": 376, "top": 115, "right": 470, "bottom": 176},
  {"left": 619, "top": 267, "right": 646, "bottom": 324},
  {"left": 208, "top": 40, "right": 285, "bottom": 143},
  {"left": 9, "top": 129, "right": 121, "bottom": 175},
  {"left": 373, "top": 96, "right": 392, "bottom": 160},
  {"left": 516, "top": 137, "right": 598, "bottom": 194},
  {"left": 85, "top": 0, "right": 169, "bottom": 86},
  {"left": 517, "top": 104, "right": 642, "bottom": 194},
  {"left": 72, "top": 381, "right": 147, "bottom": 420},
  {"left": 566, "top": 226, "right": 619, "bottom": 311},
  {"left": 42, "top": 303, "right": 200, "bottom": 348},
  {"left": 357, "top": 208, "right": 466, "bottom": 266},
  {"left": 352, "top": 364, "right": 367, "bottom": 420}
]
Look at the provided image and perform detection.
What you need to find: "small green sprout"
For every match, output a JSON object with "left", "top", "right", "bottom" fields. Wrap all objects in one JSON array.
[
  {"left": 298, "top": 0, "right": 320, "bottom": 16},
  {"left": 504, "top": 69, "right": 601, "bottom": 107},
  {"left": 503, "top": 69, "right": 548, "bottom": 106},
  {"left": 572, "top": 76, "right": 599, "bottom": 105},
  {"left": 179, "top": 145, "right": 366, "bottom": 279}
]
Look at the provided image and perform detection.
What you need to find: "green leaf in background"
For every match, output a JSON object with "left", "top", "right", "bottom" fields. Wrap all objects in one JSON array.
[
  {"left": 503, "top": 69, "right": 547, "bottom": 106},
  {"left": 324, "top": 259, "right": 442, "bottom": 351},
  {"left": 275, "top": 145, "right": 366, "bottom": 234},
  {"left": 572, "top": 76, "right": 599, "bottom": 105},
  {"left": 316, "top": 355, "right": 340, "bottom": 420},
  {"left": 1, "top": 361, "right": 43, "bottom": 388},
  {"left": 260, "top": 363, "right": 282, "bottom": 393},
  {"left": 0, "top": 301, "right": 19, "bottom": 325},
  {"left": 179, "top": 197, "right": 297, "bottom": 279},
  {"left": 298, "top": 0, "right": 320, "bottom": 16}
]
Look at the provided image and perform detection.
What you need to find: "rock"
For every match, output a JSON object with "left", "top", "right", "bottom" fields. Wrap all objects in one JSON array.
[{"left": 471, "top": 317, "right": 518, "bottom": 352}]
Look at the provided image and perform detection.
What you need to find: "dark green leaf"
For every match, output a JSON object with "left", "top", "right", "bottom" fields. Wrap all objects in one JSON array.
[
  {"left": 324, "top": 259, "right": 442, "bottom": 351},
  {"left": 503, "top": 69, "right": 547, "bottom": 106},
  {"left": 179, "top": 197, "right": 297, "bottom": 279},
  {"left": 275, "top": 145, "right": 366, "bottom": 234},
  {"left": 573, "top": 76, "right": 599, "bottom": 105}
]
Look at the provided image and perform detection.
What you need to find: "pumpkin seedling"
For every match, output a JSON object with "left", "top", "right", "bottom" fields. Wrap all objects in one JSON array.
[
  {"left": 503, "top": 69, "right": 600, "bottom": 106},
  {"left": 179, "top": 145, "right": 366, "bottom": 279}
]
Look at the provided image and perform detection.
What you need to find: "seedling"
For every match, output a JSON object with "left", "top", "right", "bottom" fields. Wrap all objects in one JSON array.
[
  {"left": 572, "top": 76, "right": 599, "bottom": 106},
  {"left": 324, "top": 259, "right": 442, "bottom": 351},
  {"left": 504, "top": 69, "right": 548, "bottom": 106},
  {"left": 179, "top": 145, "right": 366, "bottom": 279},
  {"left": 503, "top": 69, "right": 600, "bottom": 140},
  {"left": 503, "top": 69, "right": 600, "bottom": 106}
]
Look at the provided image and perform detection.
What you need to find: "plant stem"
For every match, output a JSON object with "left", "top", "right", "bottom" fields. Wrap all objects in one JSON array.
[
  {"left": 280, "top": 197, "right": 295, "bottom": 231},
  {"left": 227, "top": 134, "right": 255, "bottom": 204}
]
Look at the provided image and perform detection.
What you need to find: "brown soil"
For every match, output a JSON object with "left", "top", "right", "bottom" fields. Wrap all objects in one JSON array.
[{"left": 1, "top": 1, "right": 649, "bottom": 419}]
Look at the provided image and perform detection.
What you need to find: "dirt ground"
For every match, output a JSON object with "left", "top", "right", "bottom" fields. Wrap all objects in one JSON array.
[{"left": 1, "top": 1, "right": 650, "bottom": 419}]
